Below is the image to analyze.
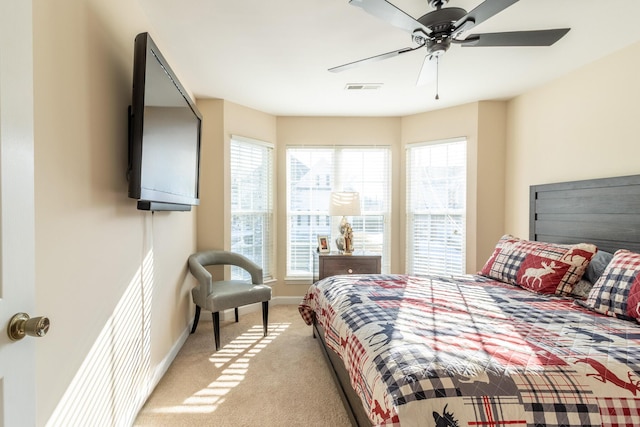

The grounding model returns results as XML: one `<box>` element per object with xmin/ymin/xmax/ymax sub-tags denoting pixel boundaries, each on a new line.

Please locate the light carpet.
<box><xmin>134</xmin><ymin>304</ymin><xmax>351</xmax><ymax>426</ymax></box>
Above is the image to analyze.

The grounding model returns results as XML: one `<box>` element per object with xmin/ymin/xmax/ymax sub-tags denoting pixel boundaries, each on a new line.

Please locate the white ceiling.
<box><xmin>137</xmin><ymin>0</ymin><xmax>640</xmax><ymax>117</ymax></box>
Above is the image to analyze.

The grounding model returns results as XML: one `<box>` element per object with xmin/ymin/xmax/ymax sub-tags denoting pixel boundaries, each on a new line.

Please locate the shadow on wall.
<box><xmin>46</xmin><ymin>249</ymin><xmax>155</xmax><ymax>426</ymax></box>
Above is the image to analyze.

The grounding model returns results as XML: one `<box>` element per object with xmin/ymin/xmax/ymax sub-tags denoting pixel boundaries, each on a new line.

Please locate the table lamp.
<box><xmin>329</xmin><ymin>191</ymin><xmax>361</xmax><ymax>254</ymax></box>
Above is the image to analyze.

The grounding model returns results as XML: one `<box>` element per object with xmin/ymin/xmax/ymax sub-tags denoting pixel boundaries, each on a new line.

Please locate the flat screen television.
<box><xmin>127</xmin><ymin>32</ymin><xmax>202</xmax><ymax>211</ymax></box>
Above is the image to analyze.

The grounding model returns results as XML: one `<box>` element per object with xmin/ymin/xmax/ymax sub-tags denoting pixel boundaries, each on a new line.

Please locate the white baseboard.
<box><xmin>138</xmin><ymin>320</ymin><xmax>190</xmax><ymax>421</ymax></box>
<box><xmin>150</xmin><ymin>326</ymin><xmax>190</xmax><ymax>386</ymax></box>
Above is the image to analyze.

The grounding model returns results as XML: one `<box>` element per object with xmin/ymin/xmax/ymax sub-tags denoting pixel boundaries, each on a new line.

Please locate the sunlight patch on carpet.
<box><xmin>150</xmin><ymin>321</ymin><xmax>291</xmax><ymax>414</ymax></box>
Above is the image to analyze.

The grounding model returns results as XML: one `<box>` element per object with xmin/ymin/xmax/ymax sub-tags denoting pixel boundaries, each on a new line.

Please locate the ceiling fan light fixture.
<box><xmin>412</xmin><ymin>29</ymin><xmax>429</xmax><ymax>45</ymax></box>
<box><xmin>427</xmin><ymin>37</ymin><xmax>451</xmax><ymax>56</ymax></box>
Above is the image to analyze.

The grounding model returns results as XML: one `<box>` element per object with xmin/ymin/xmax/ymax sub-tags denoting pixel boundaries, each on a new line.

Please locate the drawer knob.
<box><xmin>348</xmin><ymin>268</ymin><xmax>353</xmax><ymax>274</ymax></box>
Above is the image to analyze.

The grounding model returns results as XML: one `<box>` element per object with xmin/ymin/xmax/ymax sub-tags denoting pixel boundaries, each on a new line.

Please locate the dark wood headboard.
<box><xmin>530</xmin><ymin>174</ymin><xmax>640</xmax><ymax>254</ymax></box>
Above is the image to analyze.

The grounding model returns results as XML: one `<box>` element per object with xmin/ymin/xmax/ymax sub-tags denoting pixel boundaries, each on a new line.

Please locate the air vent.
<box><xmin>345</xmin><ymin>83</ymin><xmax>383</xmax><ymax>91</ymax></box>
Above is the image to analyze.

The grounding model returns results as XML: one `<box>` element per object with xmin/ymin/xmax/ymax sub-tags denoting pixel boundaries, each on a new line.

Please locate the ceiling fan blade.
<box><xmin>349</xmin><ymin>0</ymin><xmax>431</xmax><ymax>36</ymax></box>
<box><xmin>453</xmin><ymin>0</ymin><xmax>520</xmax><ymax>33</ymax></box>
<box><xmin>329</xmin><ymin>45</ymin><xmax>422</xmax><ymax>73</ymax></box>
<box><xmin>461</xmin><ymin>28</ymin><xmax>570</xmax><ymax>47</ymax></box>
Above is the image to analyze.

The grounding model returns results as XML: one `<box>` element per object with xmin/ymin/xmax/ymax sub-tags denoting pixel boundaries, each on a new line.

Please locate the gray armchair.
<box><xmin>188</xmin><ymin>250</ymin><xmax>272</xmax><ymax>351</ymax></box>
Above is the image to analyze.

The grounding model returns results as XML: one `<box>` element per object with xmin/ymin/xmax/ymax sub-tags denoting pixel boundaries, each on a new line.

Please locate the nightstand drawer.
<box><xmin>318</xmin><ymin>254</ymin><xmax>381</xmax><ymax>280</ymax></box>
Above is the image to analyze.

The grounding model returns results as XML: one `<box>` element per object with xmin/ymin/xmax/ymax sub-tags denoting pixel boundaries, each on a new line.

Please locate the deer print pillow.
<box><xmin>581</xmin><ymin>249</ymin><xmax>640</xmax><ymax>322</ymax></box>
<box><xmin>480</xmin><ymin>234</ymin><xmax>597</xmax><ymax>295</ymax></box>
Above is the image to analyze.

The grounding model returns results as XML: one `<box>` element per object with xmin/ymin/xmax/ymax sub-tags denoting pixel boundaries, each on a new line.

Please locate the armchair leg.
<box><xmin>191</xmin><ymin>305</ymin><xmax>201</xmax><ymax>334</ymax></box>
<box><xmin>262</xmin><ymin>301</ymin><xmax>269</xmax><ymax>337</ymax></box>
<box><xmin>212</xmin><ymin>311</ymin><xmax>221</xmax><ymax>351</ymax></box>
<box><xmin>234</xmin><ymin>307</ymin><xmax>239</xmax><ymax>323</ymax></box>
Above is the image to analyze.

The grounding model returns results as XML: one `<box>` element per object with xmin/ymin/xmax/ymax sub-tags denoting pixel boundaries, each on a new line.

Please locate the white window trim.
<box><xmin>285</xmin><ymin>145</ymin><xmax>392</xmax><ymax>280</ymax></box>
<box><xmin>231</xmin><ymin>134</ymin><xmax>274</xmax><ymax>149</ymax></box>
<box><xmin>230</xmin><ymin>134</ymin><xmax>275</xmax><ymax>281</ymax></box>
<box><xmin>405</xmin><ymin>137</ymin><xmax>467</xmax><ymax>276</ymax></box>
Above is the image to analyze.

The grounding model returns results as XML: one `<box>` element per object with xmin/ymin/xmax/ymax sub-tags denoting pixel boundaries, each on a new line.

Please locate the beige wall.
<box><xmin>505</xmin><ymin>41</ymin><xmax>640</xmax><ymax>238</ymax></box>
<box><xmin>477</xmin><ymin>102</ymin><xmax>507</xmax><ymax>266</ymax></box>
<box><xmin>34</xmin><ymin>1</ymin><xmax>196</xmax><ymax>425</ymax></box>
<box><xmin>196</xmin><ymin>99</ymin><xmax>226</xmax><ymax>251</ymax></box>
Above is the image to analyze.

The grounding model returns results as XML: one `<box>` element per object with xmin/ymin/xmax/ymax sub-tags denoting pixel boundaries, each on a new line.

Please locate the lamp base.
<box><xmin>335</xmin><ymin>234</ymin><xmax>354</xmax><ymax>254</ymax></box>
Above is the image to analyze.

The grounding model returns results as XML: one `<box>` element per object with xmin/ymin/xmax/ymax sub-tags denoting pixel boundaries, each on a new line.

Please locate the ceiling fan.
<box><xmin>330</xmin><ymin>0</ymin><xmax>570</xmax><ymax>95</ymax></box>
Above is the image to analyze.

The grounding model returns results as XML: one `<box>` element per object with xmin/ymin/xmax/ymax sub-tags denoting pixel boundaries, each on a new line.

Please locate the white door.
<box><xmin>0</xmin><ymin>0</ymin><xmax>38</xmax><ymax>425</ymax></box>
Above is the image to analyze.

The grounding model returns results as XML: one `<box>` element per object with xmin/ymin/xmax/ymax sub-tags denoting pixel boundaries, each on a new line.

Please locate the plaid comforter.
<box><xmin>298</xmin><ymin>274</ymin><xmax>640</xmax><ymax>427</ymax></box>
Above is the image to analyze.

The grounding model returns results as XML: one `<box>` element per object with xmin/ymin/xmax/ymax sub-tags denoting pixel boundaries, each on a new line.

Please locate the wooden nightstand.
<box><xmin>316</xmin><ymin>253</ymin><xmax>381</xmax><ymax>281</ymax></box>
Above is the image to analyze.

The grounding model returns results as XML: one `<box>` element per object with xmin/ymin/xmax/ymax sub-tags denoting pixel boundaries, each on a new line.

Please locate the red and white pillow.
<box><xmin>480</xmin><ymin>235</ymin><xmax>597</xmax><ymax>295</ymax></box>
<box><xmin>582</xmin><ymin>249</ymin><xmax>640</xmax><ymax>321</ymax></box>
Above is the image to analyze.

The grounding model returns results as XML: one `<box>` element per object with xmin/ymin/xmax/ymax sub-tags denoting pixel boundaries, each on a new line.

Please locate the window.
<box><xmin>230</xmin><ymin>136</ymin><xmax>274</xmax><ymax>281</ymax></box>
<box><xmin>406</xmin><ymin>138</ymin><xmax>466</xmax><ymax>276</ymax></box>
<box><xmin>286</xmin><ymin>146</ymin><xmax>391</xmax><ymax>278</ymax></box>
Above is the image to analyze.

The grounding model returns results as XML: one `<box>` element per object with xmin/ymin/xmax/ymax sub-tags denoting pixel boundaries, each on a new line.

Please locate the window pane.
<box><xmin>286</xmin><ymin>146</ymin><xmax>391</xmax><ymax>277</ymax></box>
<box><xmin>406</xmin><ymin>139</ymin><xmax>466</xmax><ymax>276</ymax></box>
<box><xmin>230</xmin><ymin>137</ymin><xmax>274</xmax><ymax>281</ymax></box>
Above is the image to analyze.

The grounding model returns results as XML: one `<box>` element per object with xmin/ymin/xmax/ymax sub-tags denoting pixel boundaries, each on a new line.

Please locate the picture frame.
<box><xmin>317</xmin><ymin>235</ymin><xmax>330</xmax><ymax>253</ymax></box>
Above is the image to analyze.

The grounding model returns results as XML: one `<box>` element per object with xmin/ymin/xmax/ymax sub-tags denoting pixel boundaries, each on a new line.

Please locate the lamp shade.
<box><xmin>329</xmin><ymin>192</ymin><xmax>361</xmax><ymax>216</ymax></box>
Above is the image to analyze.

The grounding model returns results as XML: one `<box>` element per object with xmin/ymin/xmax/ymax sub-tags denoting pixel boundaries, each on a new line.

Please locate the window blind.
<box><xmin>286</xmin><ymin>146</ymin><xmax>391</xmax><ymax>278</ymax></box>
<box><xmin>406</xmin><ymin>139</ymin><xmax>466</xmax><ymax>276</ymax></box>
<box><xmin>230</xmin><ymin>136</ymin><xmax>274</xmax><ymax>281</ymax></box>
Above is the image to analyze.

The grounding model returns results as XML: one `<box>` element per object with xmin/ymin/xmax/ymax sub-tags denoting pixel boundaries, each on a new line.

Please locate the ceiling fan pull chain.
<box><xmin>435</xmin><ymin>56</ymin><xmax>440</xmax><ymax>100</ymax></box>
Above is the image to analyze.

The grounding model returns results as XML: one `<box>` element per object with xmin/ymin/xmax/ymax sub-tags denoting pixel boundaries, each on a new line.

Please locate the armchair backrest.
<box><xmin>188</xmin><ymin>250</ymin><xmax>263</xmax><ymax>286</ymax></box>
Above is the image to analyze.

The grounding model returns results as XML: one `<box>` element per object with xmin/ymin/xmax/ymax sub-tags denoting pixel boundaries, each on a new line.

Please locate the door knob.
<box><xmin>7</xmin><ymin>313</ymin><xmax>50</xmax><ymax>341</ymax></box>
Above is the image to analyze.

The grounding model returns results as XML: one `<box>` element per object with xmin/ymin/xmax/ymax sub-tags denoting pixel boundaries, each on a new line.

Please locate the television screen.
<box><xmin>128</xmin><ymin>32</ymin><xmax>202</xmax><ymax>211</ymax></box>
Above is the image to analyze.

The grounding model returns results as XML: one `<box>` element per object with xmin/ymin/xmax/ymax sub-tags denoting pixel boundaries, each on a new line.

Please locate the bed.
<box><xmin>299</xmin><ymin>174</ymin><xmax>640</xmax><ymax>427</ymax></box>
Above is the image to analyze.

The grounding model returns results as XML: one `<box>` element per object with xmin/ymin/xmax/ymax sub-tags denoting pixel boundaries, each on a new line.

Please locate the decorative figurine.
<box><xmin>344</xmin><ymin>224</ymin><xmax>354</xmax><ymax>254</ymax></box>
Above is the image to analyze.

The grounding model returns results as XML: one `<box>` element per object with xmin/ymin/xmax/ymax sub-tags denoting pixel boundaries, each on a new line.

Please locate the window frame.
<box><xmin>230</xmin><ymin>135</ymin><xmax>275</xmax><ymax>281</ymax></box>
<box><xmin>405</xmin><ymin>137</ymin><xmax>467</xmax><ymax>276</ymax></box>
<box><xmin>285</xmin><ymin>145</ymin><xmax>391</xmax><ymax>279</ymax></box>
